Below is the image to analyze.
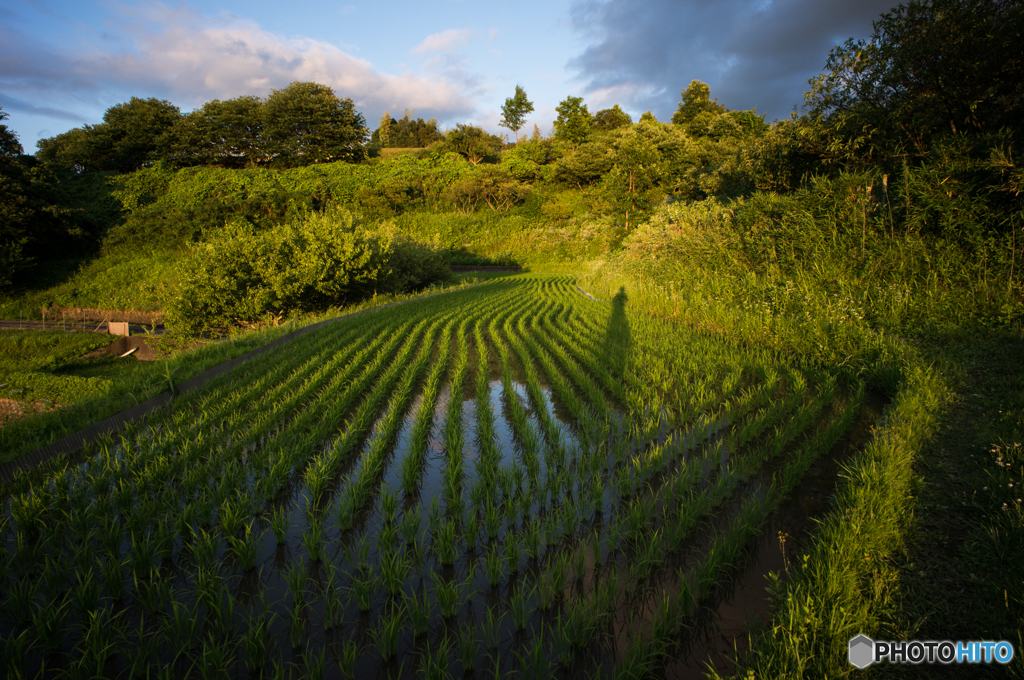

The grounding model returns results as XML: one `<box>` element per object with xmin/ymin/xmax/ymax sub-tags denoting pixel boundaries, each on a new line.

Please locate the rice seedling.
<box><xmin>197</xmin><ymin>630</ymin><xmax>237</xmax><ymax>676</ymax></box>
<box><xmin>351</xmin><ymin>572</ymin><xmax>376</xmax><ymax>613</ymax></box>
<box><xmin>136</xmin><ymin>572</ymin><xmax>172</xmax><ymax>614</ymax></box>
<box><xmin>195</xmin><ymin>566</ymin><xmax>224</xmax><ymax>616</ymax></box>
<box><xmin>99</xmin><ymin>555</ymin><xmax>125</xmax><ymax>600</ymax></box>
<box><xmin>371</xmin><ymin>604</ymin><xmax>405</xmax><ymax>662</ymax></box>
<box><xmin>400</xmin><ymin>506</ymin><xmax>421</xmax><ymax>545</ymax></box>
<box><xmin>380</xmin><ymin>521</ymin><xmax>398</xmax><ymax>551</ymax></box>
<box><xmin>227</xmin><ymin>522</ymin><xmax>264</xmax><ymax>572</ymax></box>
<box><xmin>525</xmin><ymin>520</ymin><xmax>541</xmax><ymax>560</ymax></box>
<box><xmin>32</xmin><ymin>595</ymin><xmax>69</xmax><ymax>657</ymax></box>
<box><xmin>380</xmin><ymin>547</ymin><xmax>410</xmax><ymax>598</ymax></box>
<box><xmin>505</xmin><ymin>532</ymin><xmax>521</xmax><ymax>574</ymax></box>
<box><xmin>352</xmin><ymin>534</ymin><xmax>371</xmax><ymax>574</ymax></box>
<box><xmin>549</xmin><ymin>549</ymin><xmax>570</xmax><ymax>598</ymax></box>
<box><xmin>301</xmin><ymin>520</ymin><xmax>325</xmax><ymax>562</ymax></box>
<box><xmin>339</xmin><ymin>640</ymin><xmax>358</xmax><ymax>679</ymax></box>
<box><xmin>75</xmin><ymin>606</ymin><xmax>120</xmax><ymax>678</ymax></box>
<box><xmin>190</xmin><ymin>527</ymin><xmax>221</xmax><ymax>571</ymax></box>
<box><xmin>380</xmin><ymin>485</ymin><xmax>399</xmax><ymax>526</ymax></box>
<box><xmin>406</xmin><ymin>590</ymin><xmax>431</xmax><ymax>638</ymax></box>
<box><xmin>72</xmin><ymin>571</ymin><xmax>101</xmax><ymax>621</ymax></box>
<box><xmin>218</xmin><ymin>498</ymin><xmax>246</xmax><ymax>537</ymax></box>
<box><xmin>517</xmin><ymin>629</ymin><xmax>550</xmax><ymax>680</ymax></box>
<box><xmin>422</xmin><ymin>634</ymin><xmax>452</xmax><ymax>680</ymax></box>
<box><xmin>288</xmin><ymin>609</ymin><xmax>305</xmax><ymax>649</ymax></box>
<box><xmin>459</xmin><ymin>624</ymin><xmax>476</xmax><ymax>672</ymax></box>
<box><xmin>483</xmin><ymin>500</ymin><xmax>501</xmax><ymax>541</ymax></box>
<box><xmin>433</xmin><ymin>574</ymin><xmax>460</xmax><ymax>619</ymax></box>
<box><xmin>336</xmin><ymin>491</ymin><xmax>358</xmax><ymax>532</ymax></box>
<box><xmin>481</xmin><ymin>605</ymin><xmax>503</xmax><ymax>649</ymax></box>
<box><xmin>284</xmin><ymin>558</ymin><xmax>309</xmax><ymax>610</ymax></box>
<box><xmin>435</xmin><ymin>518</ymin><xmax>458</xmax><ymax>566</ymax></box>
<box><xmin>428</xmin><ymin>496</ymin><xmax>442</xmax><ymax>536</ymax></box>
<box><xmin>8</xmin><ymin>575</ymin><xmax>38</xmax><ymax>622</ymax></box>
<box><xmin>128</xmin><ymin>531</ymin><xmax>158</xmax><ymax>581</ymax></box>
<box><xmin>510</xmin><ymin>582</ymin><xmax>531</xmax><ymax>630</ymax></box>
<box><xmin>305</xmin><ymin>646</ymin><xmax>327</xmax><ymax>680</ymax></box>
<box><xmin>321</xmin><ymin>578</ymin><xmax>342</xmax><ymax>631</ymax></box>
<box><xmin>270</xmin><ymin>506</ymin><xmax>288</xmax><ymax>545</ymax></box>
<box><xmin>484</xmin><ymin>542</ymin><xmax>503</xmax><ymax>587</ymax></box>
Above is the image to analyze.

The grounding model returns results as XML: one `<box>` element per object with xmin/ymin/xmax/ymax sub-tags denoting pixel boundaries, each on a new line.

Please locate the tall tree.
<box><xmin>261</xmin><ymin>82</ymin><xmax>368</xmax><ymax>166</ymax></box>
<box><xmin>168</xmin><ymin>96</ymin><xmax>263</xmax><ymax>168</ymax></box>
<box><xmin>37</xmin><ymin>97</ymin><xmax>181</xmax><ymax>173</ymax></box>
<box><xmin>0</xmin><ymin>108</ymin><xmax>28</xmax><ymax>287</ymax></box>
<box><xmin>372</xmin><ymin>112</ymin><xmax>443</xmax><ymax>148</ymax></box>
<box><xmin>672</xmin><ymin>81</ymin><xmax>726</xmax><ymax>125</ymax></box>
<box><xmin>593</xmin><ymin>105</ymin><xmax>632</xmax><ymax>131</ymax></box>
<box><xmin>806</xmin><ymin>0</ymin><xmax>1024</xmax><ymax>162</ymax></box>
<box><xmin>553</xmin><ymin>96</ymin><xmax>591</xmax><ymax>148</ymax></box>
<box><xmin>499</xmin><ymin>85</ymin><xmax>535</xmax><ymax>142</ymax></box>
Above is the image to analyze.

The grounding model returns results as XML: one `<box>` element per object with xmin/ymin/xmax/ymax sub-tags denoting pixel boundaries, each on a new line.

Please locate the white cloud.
<box><xmin>411</xmin><ymin>28</ymin><xmax>472</xmax><ymax>55</ymax></box>
<box><xmin>2</xmin><ymin>2</ymin><xmax>477</xmax><ymax>128</ymax></box>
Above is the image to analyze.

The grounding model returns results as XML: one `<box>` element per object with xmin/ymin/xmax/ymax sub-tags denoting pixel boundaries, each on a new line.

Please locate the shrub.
<box><xmin>166</xmin><ymin>206</ymin><xmax>448</xmax><ymax>333</ymax></box>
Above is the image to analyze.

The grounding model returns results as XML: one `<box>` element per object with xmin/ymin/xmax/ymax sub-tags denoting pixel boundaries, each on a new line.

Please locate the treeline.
<box><xmin>1</xmin><ymin>0</ymin><xmax>1021</xmax><ymax>331</ymax></box>
<box><xmin>35</xmin><ymin>82</ymin><xmax>369</xmax><ymax>173</ymax></box>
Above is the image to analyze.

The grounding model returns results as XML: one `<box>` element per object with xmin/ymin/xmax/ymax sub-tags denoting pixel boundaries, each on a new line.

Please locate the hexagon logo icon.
<box><xmin>849</xmin><ymin>634</ymin><xmax>874</xmax><ymax>669</ymax></box>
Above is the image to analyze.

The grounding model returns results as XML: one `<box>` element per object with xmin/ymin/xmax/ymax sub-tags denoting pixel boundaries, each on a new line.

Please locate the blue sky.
<box><xmin>0</xmin><ymin>0</ymin><xmax>895</xmax><ymax>151</ymax></box>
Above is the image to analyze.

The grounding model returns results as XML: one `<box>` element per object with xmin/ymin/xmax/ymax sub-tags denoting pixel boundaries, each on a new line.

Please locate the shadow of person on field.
<box><xmin>603</xmin><ymin>286</ymin><xmax>632</xmax><ymax>390</ymax></box>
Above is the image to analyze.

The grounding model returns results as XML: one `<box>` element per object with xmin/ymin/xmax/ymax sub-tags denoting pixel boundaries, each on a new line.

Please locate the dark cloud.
<box><xmin>568</xmin><ymin>0</ymin><xmax>896</xmax><ymax>121</ymax></box>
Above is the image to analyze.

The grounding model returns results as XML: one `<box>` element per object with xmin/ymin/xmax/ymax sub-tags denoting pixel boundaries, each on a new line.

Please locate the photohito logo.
<box><xmin>848</xmin><ymin>634</ymin><xmax>1015</xmax><ymax>668</ymax></box>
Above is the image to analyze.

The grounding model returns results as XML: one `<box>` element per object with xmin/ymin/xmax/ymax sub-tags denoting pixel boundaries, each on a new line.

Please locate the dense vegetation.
<box><xmin>0</xmin><ymin>0</ymin><xmax>1022</xmax><ymax>676</ymax></box>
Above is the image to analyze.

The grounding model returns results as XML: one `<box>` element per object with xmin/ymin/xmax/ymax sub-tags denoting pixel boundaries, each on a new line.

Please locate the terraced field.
<box><xmin>0</xmin><ymin>274</ymin><xmax>864</xmax><ymax>678</ymax></box>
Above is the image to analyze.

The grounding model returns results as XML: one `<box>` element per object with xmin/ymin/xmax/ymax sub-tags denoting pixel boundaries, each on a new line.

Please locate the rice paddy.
<box><xmin>0</xmin><ymin>274</ymin><xmax>865</xmax><ymax>678</ymax></box>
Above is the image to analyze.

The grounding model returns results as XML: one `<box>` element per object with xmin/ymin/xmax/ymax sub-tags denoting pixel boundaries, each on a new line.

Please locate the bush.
<box><xmin>166</xmin><ymin>206</ymin><xmax>448</xmax><ymax>333</ymax></box>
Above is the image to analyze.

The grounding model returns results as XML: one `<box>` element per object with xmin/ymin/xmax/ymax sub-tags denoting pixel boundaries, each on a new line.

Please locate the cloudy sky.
<box><xmin>0</xmin><ymin>0</ymin><xmax>895</xmax><ymax>150</ymax></box>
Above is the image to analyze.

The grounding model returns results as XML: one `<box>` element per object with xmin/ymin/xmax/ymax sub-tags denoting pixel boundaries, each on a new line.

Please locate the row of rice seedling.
<box><xmin>0</xmin><ymin>274</ymin><xmax>864</xmax><ymax>678</ymax></box>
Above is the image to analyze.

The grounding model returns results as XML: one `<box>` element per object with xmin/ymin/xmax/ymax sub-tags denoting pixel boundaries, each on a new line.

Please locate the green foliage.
<box><xmin>552</xmin><ymin>141</ymin><xmax>614</xmax><ymax>190</ymax></box>
<box><xmin>437</xmin><ymin>124</ymin><xmax>504</xmax><ymax>165</ymax></box>
<box><xmin>672</xmin><ymin>80</ymin><xmax>726</xmax><ymax>125</ymax></box>
<box><xmin>553</xmin><ymin>96</ymin><xmax>591</xmax><ymax>148</ymax></box>
<box><xmin>167</xmin><ymin>96</ymin><xmax>264</xmax><ymax>168</ymax></box>
<box><xmin>592</xmin><ymin>104</ymin><xmax>632</xmax><ymax>131</ymax></box>
<box><xmin>445</xmin><ymin>165</ymin><xmax>530</xmax><ymax>214</ymax></box>
<box><xmin>806</xmin><ymin>0</ymin><xmax>1024</xmax><ymax>164</ymax></box>
<box><xmin>167</xmin><ymin>206</ymin><xmax>447</xmax><ymax>332</ymax></box>
<box><xmin>499</xmin><ymin>85</ymin><xmax>535</xmax><ymax>142</ymax></box>
<box><xmin>262</xmin><ymin>82</ymin><xmax>368</xmax><ymax>166</ymax></box>
<box><xmin>37</xmin><ymin>97</ymin><xmax>182</xmax><ymax>173</ymax></box>
<box><xmin>370</xmin><ymin>112</ymin><xmax>443</xmax><ymax>148</ymax></box>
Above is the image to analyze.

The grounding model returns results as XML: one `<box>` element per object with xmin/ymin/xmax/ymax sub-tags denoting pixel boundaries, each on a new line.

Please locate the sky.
<box><xmin>0</xmin><ymin>0</ymin><xmax>896</xmax><ymax>152</ymax></box>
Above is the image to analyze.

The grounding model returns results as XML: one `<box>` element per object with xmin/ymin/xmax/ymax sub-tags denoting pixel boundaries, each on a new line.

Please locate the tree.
<box><xmin>805</xmin><ymin>0</ymin><xmax>1024</xmax><ymax>162</ymax></box>
<box><xmin>262</xmin><ymin>82</ymin><xmax>368</xmax><ymax>166</ymax></box>
<box><xmin>593</xmin><ymin>105</ymin><xmax>632</xmax><ymax>131</ymax></box>
<box><xmin>0</xmin><ymin>108</ymin><xmax>28</xmax><ymax>287</ymax></box>
<box><xmin>499</xmin><ymin>85</ymin><xmax>535</xmax><ymax>142</ymax></box>
<box><xmin>372</xmin><ymin>112</ymin><xmax>443</xmax><ymax>148</ymax></box>
<box><xmin>440</xmin><ymin>124</ymin><xmax>503</xmax><ymax>165</ymax></box>
<box><xmin>553</xmin><ymin>96</ymin><xmax>591</xmax><ymax>148</ymax></box>
<box><xmin>672</xmin><ymin>80</ymin><xmax>726</xmax><ymax>125</ymax></box>
<box><xmin>168</xmin><ymin>96</ymin><xmax>263</xmax><ymax>167</ymax></box>
<box><xmin>37</xmin><ymin>97</ymin><xmax>182</xmax><ymax>173</ymax></box>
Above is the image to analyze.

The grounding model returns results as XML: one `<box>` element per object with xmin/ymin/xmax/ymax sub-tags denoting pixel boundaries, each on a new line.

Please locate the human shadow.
<box><xmin>603</xmin><ymin>287</ymin><xmax>632</xmax><ymax>385</ymax></box>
